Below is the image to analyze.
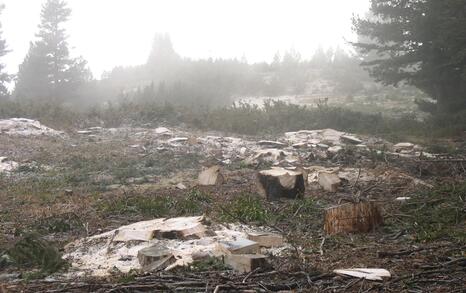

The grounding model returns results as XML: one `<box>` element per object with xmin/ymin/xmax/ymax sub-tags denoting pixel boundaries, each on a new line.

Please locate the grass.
<box><xmin>219</xmin><ymin>194</ymin><xmax>270</xmax><ymax>224</ymax></box>
<box><xmin>33</xmin><ymin>213</ymin><xmax>84</xmax><ymax>234</ymax></box>
<box><xmin>99</xmin><ymin>196</ymin><xmax>171</xmax><ymax>218</ymax></box>
<box><xmin>98</xmin><ymin>189</ymin><xmax>212</xmax><ymax>218</ymax></box>
<box><xmin>391</xmin><ymin>182</ymin><xmax>466</xmax><ymax>242</ymax></box>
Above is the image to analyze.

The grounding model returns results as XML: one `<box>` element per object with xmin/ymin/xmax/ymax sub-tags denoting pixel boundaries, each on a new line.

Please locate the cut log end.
<box><xmin>256</xmin><ymin>168</ymin><xmax>305</xmax><ymax>201</ymax></box>
<box><xmin>324</xmin><ymin>202</ymin><xmax>383</xmax><ymax>235</ymax></box>
<box><xmin>198</xmin><ymin>166</ymin><xmax>224</xmax><ymax>186</ymax></box>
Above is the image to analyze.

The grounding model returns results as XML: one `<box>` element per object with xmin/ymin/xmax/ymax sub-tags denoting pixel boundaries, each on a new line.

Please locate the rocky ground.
<box><xmin>0</xmin><ymin>118</ymin><xmax>465</xmax><ymax>292</ymax></box>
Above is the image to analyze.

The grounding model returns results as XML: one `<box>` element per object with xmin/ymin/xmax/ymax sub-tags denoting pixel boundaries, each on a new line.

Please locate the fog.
<box><xmin>0</xmin><ymin>1</ymin><xmax>465</xmax><ymax>289</ymax></box>
<box><xmin>2</xmin><ymin>0</ymin><xmax>369</xmax><ymax>77</ymax></box>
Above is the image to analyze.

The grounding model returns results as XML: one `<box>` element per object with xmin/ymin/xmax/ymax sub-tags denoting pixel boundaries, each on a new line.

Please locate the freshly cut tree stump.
<box><xmin>318</xmin><ymin>172</ymin><xmax>341</xmax><ymax>192</ymax></box>
<box><xmin>257</xmin><ymin>168</ymin><xmax>305</xmax><ymax>201</ymax></box>
<box><xmin>137</xmin><ymin>245</ymin><xmax>175</xmax><ymax>271</ymax></box>
<box><xmin>324</xmin><ymin>202</ymin><xmax>383</xmax><ymax>235</ymax></box>
<box><xmin>198</xmin><ymin>166</ymin><xmax>224</xmax><ymax>186</ymax></box>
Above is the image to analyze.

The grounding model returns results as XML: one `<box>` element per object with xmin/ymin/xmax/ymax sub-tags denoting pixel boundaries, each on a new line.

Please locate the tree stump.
<box><xmin>318</xmin><ymin>172</ymin><xmax>341</xmax><ymax>192</ymax></box>
<box><xmin>198</xmin><ymin>166</ymin><xmax>224</xmax><ymax>186</ymax></box>
<box><xmin>257</xmin><ymin>168</ymin><xmax>305</xmax><ymax>201</ymax></box>
<box><xmin>324</xmin><ymin>202</ymin><xmax>383</xmax><ymax>234</ymax></box>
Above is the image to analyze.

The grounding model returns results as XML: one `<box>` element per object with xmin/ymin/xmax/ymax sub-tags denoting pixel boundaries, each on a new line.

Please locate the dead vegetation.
<box><xmin>0</xmin><ymin>118</ymin><xmax>465</xmax><ymax>292</ymax></box>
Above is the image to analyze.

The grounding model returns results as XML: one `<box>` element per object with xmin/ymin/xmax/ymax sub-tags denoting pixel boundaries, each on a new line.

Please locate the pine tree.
<box><xmin>15</xmin><ymin>0</ymin><xmax>91</xmax><ymax>103</ymax></box>
<box><xmin>0</xmin><ymin>4</ymin><xmax>11</xmax><ymax>98</ymax></box>
<box><xmin>146</xmin><ymin>33</ymin><xmax>180</xmax><ymax>80</ymax></box>
<box><xmin>353</xmin><ymin>0</ymin><xmax>466</xmax><ymax>114</ymax></box>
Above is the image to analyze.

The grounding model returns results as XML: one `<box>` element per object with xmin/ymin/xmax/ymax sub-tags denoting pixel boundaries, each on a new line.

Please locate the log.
<box><xmin>324</xmin><ymin>202</ymin><xmax>383</xmax><ymax>235</ymax></box>
<box><xmin>257</xmin><ymin>168</ymin><xmax>305</xmax><ymax>201</ymax></box>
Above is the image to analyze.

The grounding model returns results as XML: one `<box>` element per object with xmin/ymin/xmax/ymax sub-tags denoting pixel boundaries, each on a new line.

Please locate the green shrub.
<box><xmin>8</xmin><ymin>233</ymin><xmax>68</xmax><ymax>275</ymax></box>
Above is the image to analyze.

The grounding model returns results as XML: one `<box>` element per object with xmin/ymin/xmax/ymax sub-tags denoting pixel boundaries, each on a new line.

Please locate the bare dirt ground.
<box><xmin>0</xmin><ymin>121</ymin><xmax>465</xmax><ymax>292</ymax></box>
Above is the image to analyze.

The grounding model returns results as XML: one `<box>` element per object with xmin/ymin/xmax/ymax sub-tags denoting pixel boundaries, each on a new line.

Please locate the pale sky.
<box><xmin>1</xmin><ymin>0</ymin><xmax>370</xmax><ymax>78</ymax></box>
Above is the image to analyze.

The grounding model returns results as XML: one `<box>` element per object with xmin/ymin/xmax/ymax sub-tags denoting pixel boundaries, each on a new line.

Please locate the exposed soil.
<box><xmin>0</xmin><ymin>123</ymin><xmax>465</xmax><ymax>292</ymax></box>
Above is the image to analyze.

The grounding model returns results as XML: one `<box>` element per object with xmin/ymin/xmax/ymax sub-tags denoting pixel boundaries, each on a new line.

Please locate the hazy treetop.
<box><xmin>1</xmin><ymin>0</ymin><xmax>369</xmax><ymax>77</ymax></box>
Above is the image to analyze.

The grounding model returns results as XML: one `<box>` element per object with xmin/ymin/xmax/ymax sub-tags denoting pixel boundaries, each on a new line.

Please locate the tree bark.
<box><xmin>324</xmin><ymin>201</ymin><xmax>383</xmax><ymax>235</ymax></box>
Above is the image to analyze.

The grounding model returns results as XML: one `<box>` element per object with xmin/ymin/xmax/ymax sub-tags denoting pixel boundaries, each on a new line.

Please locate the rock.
<box><xmin>176</xmin><ymin>183</ymin><xmax>187</xmax><ymax>190</ymax></box>
<box><xmin>324</xmin><ymin>202</ymin><xmax>383</xmax><ymax>235</ymax></box>
<box><xmin>218</xmin><ymin>239</ymin><xmax>260</xmax><ymax>255</ymax></box>
<box><xmin>247</xmin><ymin>232</ymin><xmax>284</xmax><ymax>248</ymax></box>
<box><xmin>341</xmin><ymin>135</ymin><xmax>363</xmax><ymax>144</ymax></box>
<box><xmin>333</xmin><ymin>268</ymin><xmax>391</xmax><ymax>281</ymax></box>
<box><xmin>318</xmin><ymin>172</ymin><xmax>341</xmax><ymax>192</ymax></box>
<box><xmin>257</xmin><ymin>168</ymin><xmax>305</xmax><ymax>201</ymax></box>
<box><xmin>198</xmin><ymin>166</ymin><xmax>224</xmax><ymax>186</ymax></box>
<box><xmin>224</xmin><ymin>254</ymin><xmax>268</xmax><ymax>273</ymax></box>
<box><xmin>137</xmin><ymin>245</ymin><xmax>175</xmax><ymax>271</ymax></box>
<box><xmin>257</xmin><ymin>140</ymin><xmax>287</xmax><ymax>148</ymax></box>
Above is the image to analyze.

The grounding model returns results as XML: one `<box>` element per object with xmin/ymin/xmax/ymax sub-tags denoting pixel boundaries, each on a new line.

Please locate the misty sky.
<box><xmin>1</xmin><ymin>0</ymin><xmax>370</xmax><ymax>78</ymax></box>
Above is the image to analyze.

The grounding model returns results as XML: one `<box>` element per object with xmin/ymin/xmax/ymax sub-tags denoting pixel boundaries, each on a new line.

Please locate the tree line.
<box><xmin>0</xmin><ymin>0</ymin><xmax>464</xmax><ymax>116</ymax></box>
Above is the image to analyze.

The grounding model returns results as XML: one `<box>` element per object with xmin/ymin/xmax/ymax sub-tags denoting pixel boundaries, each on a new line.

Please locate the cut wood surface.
<box><xmin>198</xmin><ymin>166</ymin><xmax>224</xmax><ymax>186</ymax></box>
<box><xmin>224</xmin><ymin>254</ymin><xmax>268</xmax><ymax>273</ymax></box>
<box><xmin>137</xmin><ymin>245</ymin><xmax>175</xmax><ymax>272</ymax></box>
<box><xmin>318</xmin><ymin>172</ymin><xmax>341</xmax><ymax>192</ymax></box>
<box><xmin>257</xmin><ymin>168</ymin><xmax>305</xmax><ymax>201</ymax></box>
<box><xmin>247</xmin><ymin>232</ymin><xmax>284</xmax><ymax>248</ymax></box>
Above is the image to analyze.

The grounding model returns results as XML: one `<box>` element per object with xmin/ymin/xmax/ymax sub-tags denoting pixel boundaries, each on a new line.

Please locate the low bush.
<box><xmin>1</xmin><ymin>99</ymin><xmax>464</xmax><ymax>140</ymax></box>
